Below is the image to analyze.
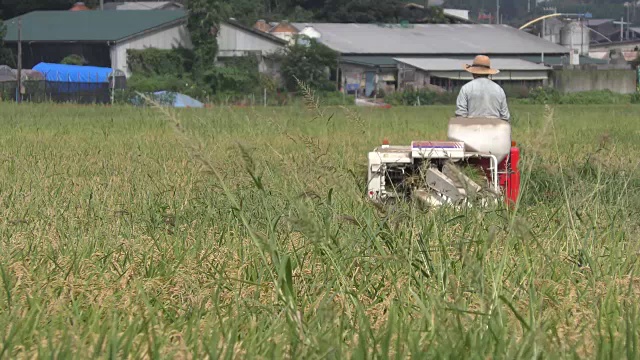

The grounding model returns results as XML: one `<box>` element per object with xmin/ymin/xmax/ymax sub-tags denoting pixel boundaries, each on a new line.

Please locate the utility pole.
<box><xmin>100</xmin><ymin>0</ymin><xmax>104</xmax><ymax>10</ymax></box>
<box><xmin>627</xmin><ymin>3</ymin><xmax>631</xmax><ymax>40</ymax></box>
<box><xmin>621</xmin><ymin>16</ymin><xmax>624</xmax><ymax>41</ymax></box>
<box><xmin>496</xmin><ymin>0</ymin><xmax>500</xmax><ymax>24</ymax></box>
<box><xmin>16</xmin><ymin>17</ymin><xmax>22</xmax><ymax>104</ymax></box>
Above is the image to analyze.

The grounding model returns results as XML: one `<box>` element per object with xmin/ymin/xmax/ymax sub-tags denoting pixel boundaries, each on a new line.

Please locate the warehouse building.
<box><xmin>3</xmin><ymin>10</ymin><xmax>192</xmax><ymax>76</ymax></box>
<box><xmin>284</xmin><ymin>22</ymin><xmax>571</xmax><ymax>94</ymax></box>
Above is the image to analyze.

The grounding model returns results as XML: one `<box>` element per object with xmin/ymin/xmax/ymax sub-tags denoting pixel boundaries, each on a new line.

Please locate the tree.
<box><xmin>277</xmin><ymin>36</ymin><xmax>338</xmax><ymax>91</ymax></box>
<box><xmin>61</xmin><ymin>54</ymin><xmax>87</xmax><ymax>65</ymax></box>
<box><xmin>186</xmin><ymin>0</ymin><xmax>228</xmax><ymax>77</ymax></box>
<box><xmin>0</xmin><ymin>20</ymin><xmax>14</xmax><ymax>67</ymax></box>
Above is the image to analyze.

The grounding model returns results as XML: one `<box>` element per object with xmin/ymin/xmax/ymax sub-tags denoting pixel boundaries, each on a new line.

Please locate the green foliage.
<box><xmin>525</xmin><ymin>87</ymin><xmax>561</xmax><ymax>104</ymax></box>
<box><xmin>60</xmin><ymin>54</ymin><xmax>87</xmax><ymax>66</ymax></box>
<box><xmin>127</xmin><ymin>48</ymin><xmax>194</xmax><ymax>77</ymax></box>
<box><xmin>277</xmin><ymin>37</ymin><xmax>338</xmax><ymax>92</ymax></box>
<box><xmin>0</xmin><ymin>19</ymin><xmax>13</xmax><ymax>67</ymax></box>
<box><xmin>319</xmin><ymin>0</ymin><xmax>402</xmax><ymax>23</ymax></box>
<box><xmin>385</xmin><ymin>89</ymin><xmax>457</xmax><ymax>106</ymax></box>
<box><xmin>186</xmin><ymin>0</ymin><xmax>227</xmax><ymax>78</ymax></box>
<box><xmin>126</xmin><ymin>74</ymin><xmax>193</xmax><ymax>94</ymax></box>
<box><xmin>523</xmin><ymin>87</ymin><xmax>633</xmax><ymax>105</ymax></box>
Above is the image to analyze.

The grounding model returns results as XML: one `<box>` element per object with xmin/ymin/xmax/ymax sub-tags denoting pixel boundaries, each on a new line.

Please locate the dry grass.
<box><xmin>0</xmin><ymin>103</ymin><xmax>639</xmax><ymax>358</ymax></box>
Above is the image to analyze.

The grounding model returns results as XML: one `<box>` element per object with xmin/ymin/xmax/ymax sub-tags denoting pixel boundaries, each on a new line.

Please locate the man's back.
<box><xmin>455</xmin><ymin>77</ymin><xmax>510</xmax><ymax>121</ymax></box>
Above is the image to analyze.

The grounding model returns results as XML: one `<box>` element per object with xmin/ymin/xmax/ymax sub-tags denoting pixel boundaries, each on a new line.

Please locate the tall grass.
<box><xmin>0</xmin><ymin>102</ymin><xmax>639</xmax><ymax>358</ymax></box>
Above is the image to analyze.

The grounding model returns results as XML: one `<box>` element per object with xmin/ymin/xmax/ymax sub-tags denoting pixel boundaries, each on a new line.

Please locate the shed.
<box><xmin>395</xmin><ymin>57</ymin><xmax>552</xmax><ymax>91</ymax></box>
<box><xmin>216</xmin><ymin>19</ymin><xmax>288</xmax><ymax>80</ymax></box>
<box><xmin>3</xmin><ymin>10</ymin><xmax>192</xmax><ymax>76</ymax></box>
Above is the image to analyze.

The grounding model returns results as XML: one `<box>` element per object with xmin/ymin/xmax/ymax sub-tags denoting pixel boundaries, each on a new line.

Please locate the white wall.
<box><xmin>444</xmin><ymin>9</ymin><xmax>470</xmax><ymax>20</ymax></box>
<box><xmin>217</xmin><ymin>23</ymin><xmax>284</xmax><ymax>57</ymax></box>
<box><xmin>110</xmin><ymin>24</ymin><xmax>193</xmax><ymax>77</ymax></box>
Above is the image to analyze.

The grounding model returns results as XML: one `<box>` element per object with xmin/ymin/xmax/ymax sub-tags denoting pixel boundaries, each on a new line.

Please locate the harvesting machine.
<box><xmin>367</xmin><ymin>117</ymin><xmax>520</xmax><ymax>207</ymax></box>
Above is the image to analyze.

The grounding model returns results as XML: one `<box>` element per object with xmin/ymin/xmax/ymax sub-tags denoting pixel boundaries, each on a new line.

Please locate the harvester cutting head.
<box><xmin>367</xmin><ymin>118</ymin><xmax>520</xmax><ymax>207</ymax></box>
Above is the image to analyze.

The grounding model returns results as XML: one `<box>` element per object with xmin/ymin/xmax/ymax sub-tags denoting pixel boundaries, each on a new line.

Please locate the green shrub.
<box><xmin>127</xmin><ymin>48</ymin><xmax>193</xmax><ymax>77</ymax></box>
<box><xmin>523</xmin><ymin>87</ymin><xmax>633</xmax><ymax>105</ymax></box>
<box><xmin>61</xmin><ymin>54</ymin><xmax>87</xmax><ymax>66</ymax></box>
<box><xmin>525</xmin><ymin>86</ymin><xmax>561</xmax><ymax>104</ymax></box>
<box><xmin>385</xmin><ymin>89</ymin><xmax>457</xmax><ymax>106</ymax></box>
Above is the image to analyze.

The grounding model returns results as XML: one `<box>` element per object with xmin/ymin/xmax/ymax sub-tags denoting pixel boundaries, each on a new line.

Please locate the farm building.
<box><xmin>3</xmin><ymin>10</ymin><xmax>192</xmax><ymax>77</ymax></box>
<box><xmin>216</xmin><ymin>19</ymin><xmax>288</xmax><ymax>81</ymax></box>
<box><xmin>275</xmin><ymin>23</ymin><xmax>572</xmax><ymax>95</ymax></box>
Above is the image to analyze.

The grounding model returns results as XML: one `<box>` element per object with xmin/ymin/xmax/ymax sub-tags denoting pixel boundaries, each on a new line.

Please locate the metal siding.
<box><xmin>217</xmin><ymin>23</ymin><xmax>284</xmax><ymax>57</ymax></box>
<box><xmin>112</xmin><ymin>24</ymin><xmax>193</xmax><ymax>76</ymax></box>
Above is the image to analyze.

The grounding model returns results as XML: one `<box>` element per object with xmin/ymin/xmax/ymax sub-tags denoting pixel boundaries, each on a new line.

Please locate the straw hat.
<box><xmin>464</xmin><ymin>55</ymin><xmax>500</xmax><ymax>75</ymax></box>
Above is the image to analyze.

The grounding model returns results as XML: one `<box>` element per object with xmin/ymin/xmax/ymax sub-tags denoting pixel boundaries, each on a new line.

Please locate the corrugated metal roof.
<box><xmin>340</xmin><ymin>56</ymin><xmax>398</xmax><ymax>67</ymax></box>
<box><xmin>519</xmin><ymin>55</ymin><xmax>609</xmax><ymax>65</ymax></box>
<box><xmin>395</xmin><ymin>57</ymin><xmax>551</xmax><ymax>71</ymax></box>
<box><xmin>291</xmin><ymin>23</ymin><xmax>570</xmax><ymax>55</ymax></box>
<box><xmin>3</xmin><ymin>10</ymin><xmax>186</xmax><ymax>42</ymax></box>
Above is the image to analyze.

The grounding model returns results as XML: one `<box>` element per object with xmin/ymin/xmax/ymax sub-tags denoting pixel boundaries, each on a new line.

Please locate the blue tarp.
<box><xmin>152</xmin><ymin>91</ymin><xmax>204</xmax><ymax>108</ymax></box>
<box><xmin>32</xmin><ymin>62</ymin><xmax>114</xmax><ymax>83</ymax></box>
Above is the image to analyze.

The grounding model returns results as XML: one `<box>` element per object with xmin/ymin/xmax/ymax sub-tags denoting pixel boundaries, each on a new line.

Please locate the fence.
<box><xmin>0</xmin><ymin>73</ymin><xmax>126</xmax><ymax>104</ymax></box>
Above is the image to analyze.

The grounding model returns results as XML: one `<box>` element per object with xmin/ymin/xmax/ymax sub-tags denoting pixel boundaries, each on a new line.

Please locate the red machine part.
<box><xmin>477</xmin><ymin>143</ymin><xmax>521</xmax><ymax>207</ymax></box>
<box><xmin>498</xmin><ymin>144</ymin><xmax>520</xmax><ymax>207</ymax></box>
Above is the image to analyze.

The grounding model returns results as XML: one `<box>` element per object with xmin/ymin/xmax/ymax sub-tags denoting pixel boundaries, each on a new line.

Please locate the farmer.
<box><xmin>455</xmin><ymin>55</ymin><xmax>510</xmax><ymax>122</ymax></box>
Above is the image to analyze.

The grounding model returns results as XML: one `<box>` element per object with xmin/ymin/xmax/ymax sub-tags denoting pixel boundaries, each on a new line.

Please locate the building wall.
<box><xmin>110</xmin><ymin>24</ymin><xmax>193</xmax><ymax>76</ymax></box>
<box><xmin>340</xmin><ymin>63</ymin><xmax>397</xmax><ymax>96</ymax></box>
<box><xmin>398</xmin><ymin>64</ymin><xmax>548</xmax><ymax>92</ymax></box>
<box><xmin>217</xmin><ymin>23</ymin><xmax>285</xmax><ymax>57</ymax></box>
<box><xmin>551</xmin><ymin>68</ymin><xmax>637</xmax><ymax>94</ymax></box>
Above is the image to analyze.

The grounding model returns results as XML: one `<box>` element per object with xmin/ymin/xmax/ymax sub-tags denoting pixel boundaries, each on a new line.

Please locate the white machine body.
<box><xmin>447</xmin><ymin>117</ymin><xmax>512</xmax><ymax>163</ymax></box>
<box><xmin>367</xmin><ymin>140</ymin><xmax>500</xmax><ymax>206</ymax></box>
<box><xmin>367</xmin><ymin>118</ymin><xmax>512</xmax><ymax>206</ymax></box>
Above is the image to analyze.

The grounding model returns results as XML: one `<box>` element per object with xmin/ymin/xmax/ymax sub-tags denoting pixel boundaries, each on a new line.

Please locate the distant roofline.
<box><xmin>339</xmin><ymin>52</ymin><xmax>569</xmax><ymax>57</ymax></box>
<box><xmin>224</xmin><ymin>19</ymin><xmax>288</xmax><ymax>45</ymax></box>
<box><xmin>3</xmin><ymin>10</ymin><xmax>188</xmax><ymax>42</ymax></box>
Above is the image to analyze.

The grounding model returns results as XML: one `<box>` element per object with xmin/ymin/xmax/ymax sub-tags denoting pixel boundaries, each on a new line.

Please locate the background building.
<box><xmin>3</xmin><ymin>10</ymin><xmax>192</xmax><ymax>76</ymax></box>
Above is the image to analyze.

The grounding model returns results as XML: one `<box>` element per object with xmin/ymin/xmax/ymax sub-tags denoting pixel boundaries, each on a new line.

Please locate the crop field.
<box><xmin>0</xmin><ymin>101</ymin><xmax>639</xmax><ymax>358</ymax></box>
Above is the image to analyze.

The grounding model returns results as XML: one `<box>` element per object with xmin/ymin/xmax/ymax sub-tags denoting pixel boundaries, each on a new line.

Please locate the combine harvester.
<box><xmin>367</xmin><ymin>118</ymin><xmax>520</xmax><ymax>207</ymax></box>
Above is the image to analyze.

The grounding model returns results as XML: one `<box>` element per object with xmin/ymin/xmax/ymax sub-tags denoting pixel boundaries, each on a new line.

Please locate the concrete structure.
<box><xmin>560</xmin><ymin>21</ymin><xmax>590</xmax><ymax>56</ymax></box>
<box><xmin>551</xmin><ymin>68</ymin><xmax>637</xmax><ymax>94</ymax></box>
<box><xmin>217</xmin><ymin>20</ymin><xmax>288</xmax><ymax>81</ymax></box>
<box><xmin>3</xmin><ymin>10</ymin><xmax>192</xmax><ymax>77</ymax></box>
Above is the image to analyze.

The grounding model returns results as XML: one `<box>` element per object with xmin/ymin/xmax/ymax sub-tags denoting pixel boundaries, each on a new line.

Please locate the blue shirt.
<box><xmin>455</xmin><ymin>77</ymin><xmax>511</xmax><ymax>121</ymax></box>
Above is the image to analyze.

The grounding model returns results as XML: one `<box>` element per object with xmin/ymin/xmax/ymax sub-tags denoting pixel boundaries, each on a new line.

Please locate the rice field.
<box><xmin>0</xmin><ymin>101</ymin><xmax>639</xmax><ymax>358</ymax></box>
